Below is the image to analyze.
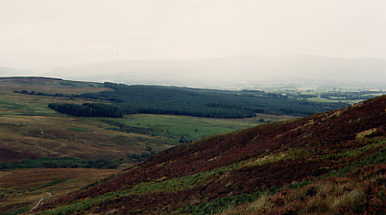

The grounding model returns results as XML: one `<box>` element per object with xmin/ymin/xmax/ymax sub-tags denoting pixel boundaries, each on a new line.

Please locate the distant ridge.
<box><xmin>50</xmin><ymin>55</ymin><xmax>386</xmax><ymax>89</ymax></box>
<box><xmin>0</xmin><ymin>76</ymin><xmax>62</xmax><ymax>80</ymax></box>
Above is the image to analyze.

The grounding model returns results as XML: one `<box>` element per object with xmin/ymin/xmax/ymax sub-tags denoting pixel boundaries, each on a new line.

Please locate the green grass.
<box><xmin>127</xmin><ymin>167</ymin><xmax>229</xmax><ymax>195</ymax></box>
<box><xmin>37</xmin><ymin>199</ymin><xmax>96</xmax><ymax>215</ymax></box>
<box><xmin>36</xmin><ymin>189</ymin><xmax>133</xmax><ymax>215</ymax></box>
<box><xmin>33</xmin><ymin>178</ymin><xmax>69</xmax><ymax>191</ymax></box>
<box><xmin>2</xmin><ymin>206</ymin><xmax>30</xmax><ymax>215</ymax></box>
<box><xmin>176</xmin><ymin>191</ymin><xmax>277</xmax><ymax>215</ymax></box>
<box><xmin>0</xmin><ymin>95</ymin><xmax>58</xmax><ymax>116</ymax></box>
<box><xmin>175</xmin><ymin>140</ymin><xmax>386</xmax><ymax>215</ymax></box>
<box><xmin>306</xmin><ymin>97</ymin><xmax>362</xmax><ymax>105</ymax></box>
<box><xmin>33</xmin><ymin>149</ymin><xmax>305</xmax><ymax>215</ymax></box>
<box><xmin>119</xmin><ymin>149</ymin><xmax>309</xmax><ymax>196</ymax></box>
<box><xmin>103</xmin><ymin>114</ymin><xmax>260</xmax><ymax>144</ymax></box>
<box><xmin>327</xmin><ymin>140</ymin><xmax>386</xmax><ymax>177</ymax></box>
<box><xmin>287</xmin><ymin>180</ymin><xmax>312</xmax><ymax>189</ymax></box>
<box><xmin>0</xmin><ymin>98</ymin><xmax>31</xmax><ymax>113</ymax></box>
<box><xmin>322</xmin><ymin>139</ymin><xmax>386</xmax><ymax>161</ymax></box>
<box><xmin>306</xmin><ymin>97</ymin><xmax>339</xmax><ymax>103</ymax></box>
<box><xmin>0</xmin><ymin>168</ymin><xmax>118</xmax><ymax>215</ymax></box>
<box><xmin>67</xmin><ymin>127</ymin><xmax>89</xmax><ymax>132</ymax></box>
<box><xmin>35</xmin><ymin>189</ymin><xmax>266</xmax><ymax>215</ymax></box>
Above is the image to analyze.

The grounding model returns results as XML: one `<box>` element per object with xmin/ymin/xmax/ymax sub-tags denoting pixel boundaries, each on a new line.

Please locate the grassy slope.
<box><xmin>0</xmin><ymin>77</ymin><xmax>272</xmax><ymax>214</ymax></box>
<box><xmin>29</xmin><ymin>95</ymin><xmax>386</xmax><ymax>215</ymax></box>
<box><xmin>104</xmin><ymin>114</ymin><xmax>266</xmax><ymax>144</ymax></box>
<box><xmin>0</xmin><ymin>168</ymin><xmax>118</xmax><ymax>215</ymax></box>
<box><xmin>0</xmin><ymin>77</ymin><xmax>266</xmax><ymax>164</ymax></box>
<box><xmin>0</xmin><ymin>78</ymin><xmax>169</xmax><ymax>162</ymax></box>
<box><xmin>0</xmin><ymin>78</ymin><xmax>123</xmax><ymax>214</ymax></box>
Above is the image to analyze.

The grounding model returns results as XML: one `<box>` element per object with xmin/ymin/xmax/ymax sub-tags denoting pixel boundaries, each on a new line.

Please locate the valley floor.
<box><xmin>0</xmin><ymin>168</ymin><xmax>118</xmax><ymax>215</ymax></box>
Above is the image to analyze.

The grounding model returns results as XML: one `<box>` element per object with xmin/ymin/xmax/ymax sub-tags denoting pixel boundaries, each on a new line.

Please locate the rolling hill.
<box><xmin>0</xmin><ymin>76</ymin><xmax>344</xmax><ymax>169</ymax></box>
<box><xmin>0</xmin><ymin>77</ymin><xmax>170</xmax><ymax>166</ymax></box>
<box><xmin>28</xmin><ymin>95</ymin><xmax>386</xmax><ymax>215</ymax></box>
<box><xmin>0</xmin><ymin>77</ymin><xmax>268</xmax><ymax>166</ymax></box>
<box><xmin>0</xmin><ymin>77</ymin><xmax>269</xmax><ymax>214</ymax></box>
<box><xmin>0</xmin><ymin>168</ymin><xmax>118</xmax><ymax>215</ymax></box>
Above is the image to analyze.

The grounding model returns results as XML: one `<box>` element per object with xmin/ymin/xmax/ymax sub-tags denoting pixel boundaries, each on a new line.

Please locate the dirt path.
<box><xmin>30</xmin><ymin>192</ymin><xmax>52</xmax><ymax>212</ymax></box>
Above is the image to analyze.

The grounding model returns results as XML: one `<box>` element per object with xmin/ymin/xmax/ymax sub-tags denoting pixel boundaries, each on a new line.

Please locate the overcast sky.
<box><xmin>1</xmin><ymin>0</ymin><xmax>386</xmax><ymax>70</ymax></box>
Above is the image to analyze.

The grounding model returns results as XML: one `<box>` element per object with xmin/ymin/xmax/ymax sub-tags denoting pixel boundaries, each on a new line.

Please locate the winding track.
<box><xmin>30</xmin><ymin>192</ymin><xmax>52</xmax><ymax>212</ymax></box>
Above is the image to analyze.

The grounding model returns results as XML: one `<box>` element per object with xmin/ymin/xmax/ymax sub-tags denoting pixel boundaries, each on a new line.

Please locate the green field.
<box><xmin>306</xmin><ymin>97</ymin><xmax>343</xmax><ymax>103</ymax></box>
<box><xmin>306</xmin><ymin>96</ymin><xmax>362</xmax><ymax>104</ymax></box>
<box><xmin>102</xmin><ymin>114</ymin><xmax>264</xmax><ymax>144</ymax></box>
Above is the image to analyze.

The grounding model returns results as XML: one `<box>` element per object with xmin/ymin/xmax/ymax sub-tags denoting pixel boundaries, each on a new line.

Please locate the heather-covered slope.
<box><xmin>30</xmin><ymin>96</ymin><xmax>386</xmax><ymax>215</ymax></box>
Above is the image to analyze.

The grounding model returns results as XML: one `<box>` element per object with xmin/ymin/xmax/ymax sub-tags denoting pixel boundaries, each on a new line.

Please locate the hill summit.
<box><xmin>30</xmin><ymin>96</ymin><xmax>386</xmax><ymax>215</ymax></box>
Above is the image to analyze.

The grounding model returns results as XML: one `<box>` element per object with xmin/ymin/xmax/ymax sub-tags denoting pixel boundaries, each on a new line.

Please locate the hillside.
<box><xmin>0</xmin><ymin>77</ymin><xmax>267</xmax><ymax>215</ymax></box>
<box><xmin>0</xmin><ymin>77</ymin><xmax>267</xmax><ymax>166</ymax></box>
<box><xmin>0</xmin><ymin>77</ymin><xmax>170</xmax><ymax>166</ymax></box>
<box><xmin>0</xmin><ymin>76</ymin><xmax>346</xmax><ymax>168</ymax></box>
<box><xmin>29</xmin><ymin>95</ymin><xmax>386</xmax><ymax>215</ymax></box>
<box><xmin>0</xmin><ymin>168</ymin><xmax>118</xmax><ymax>215</ymax></box>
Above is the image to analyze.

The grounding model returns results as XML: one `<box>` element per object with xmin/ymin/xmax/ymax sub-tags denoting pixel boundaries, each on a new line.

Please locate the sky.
<box><xmin>1</xmin><ymin>0</ymin><xmax>386</xmax><ymax>70</ymax></box>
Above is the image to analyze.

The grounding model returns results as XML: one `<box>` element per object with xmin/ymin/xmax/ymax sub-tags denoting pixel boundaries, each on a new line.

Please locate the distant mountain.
<box><xmin>0</xmin><ymin>67</ymin><xmax>24</xmax><ymax>76</ymax></box>
<box><xmin>30</xmin><ymin>95</ymin><xmax>386</xmax><ymax>215</ymax></box>
<box><xmin>50</xmin><ymin>55</ymin><xmax>386</xmax><ymax>89</ymax></box>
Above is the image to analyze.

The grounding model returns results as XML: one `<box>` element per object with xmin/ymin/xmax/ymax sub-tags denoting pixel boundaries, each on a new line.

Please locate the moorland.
<box><xmin>0</xmin><ymin>76</ymin><xmax>381</xmax><ymax>215</ymax></box>
<box><xmin>27</xmin><ymin>89</ymin><xmax>386</xmax><ymax>215</ymax></box>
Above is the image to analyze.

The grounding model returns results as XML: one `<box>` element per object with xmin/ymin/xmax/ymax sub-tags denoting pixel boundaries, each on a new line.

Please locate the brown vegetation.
<box><xmin>28</xmin><ymin>95</ymin><xmax>386</xmax><ymax>215</ymax></box>
<box><xmin>0</xmin><ymin>168</ymin><xmax>117</xmax><ymax>214</ymax></box>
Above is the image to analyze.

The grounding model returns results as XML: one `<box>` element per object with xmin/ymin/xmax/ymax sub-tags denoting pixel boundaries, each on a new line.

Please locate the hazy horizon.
<box><xmin>2</xmin><ymin>1</ymin><xmax>386</xmax><ymax>88</ymax></box>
